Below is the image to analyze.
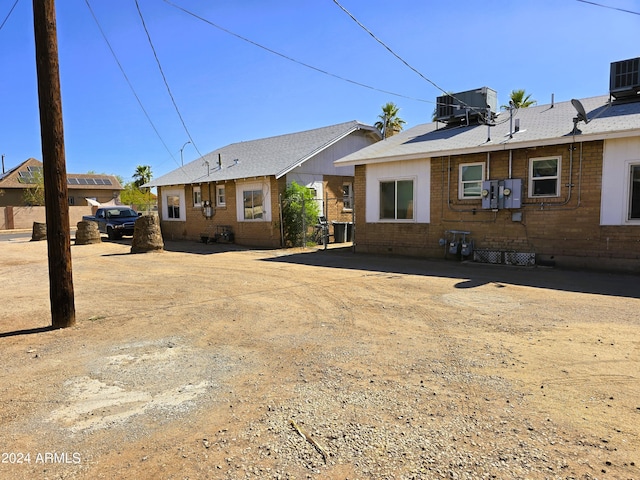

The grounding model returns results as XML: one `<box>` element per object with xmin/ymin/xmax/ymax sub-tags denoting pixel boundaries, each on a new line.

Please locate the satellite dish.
<box><xmin>571</xmin><ymin>99</ymin><xmax>589</xmax><ymax>124</ymax></box>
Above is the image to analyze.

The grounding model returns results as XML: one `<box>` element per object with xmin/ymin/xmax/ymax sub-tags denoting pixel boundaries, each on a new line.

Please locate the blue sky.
<box><xmin>1</xmin><ymin>0</ymin><xmax>638</xmax><ymax>183</ymax></box>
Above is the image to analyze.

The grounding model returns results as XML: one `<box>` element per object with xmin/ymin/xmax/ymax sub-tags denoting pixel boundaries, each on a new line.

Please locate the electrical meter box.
<box><xmin>481</xmin><ymin>179</ymin><xmax>522</xmax><ymax>209</ymax></box>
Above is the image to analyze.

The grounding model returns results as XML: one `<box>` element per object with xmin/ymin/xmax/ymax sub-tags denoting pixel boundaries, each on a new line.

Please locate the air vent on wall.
<box><xmin>610</xmin><ymin>57</ymin><xmax>640</xmax><ymax>101</ymax></box>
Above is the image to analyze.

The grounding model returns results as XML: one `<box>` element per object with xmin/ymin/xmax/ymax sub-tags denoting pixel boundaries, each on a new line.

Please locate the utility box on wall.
<box><xmin>481</xmin><ymin>179</ymin><xmax>522</xmax><ymax>209</ymax></box>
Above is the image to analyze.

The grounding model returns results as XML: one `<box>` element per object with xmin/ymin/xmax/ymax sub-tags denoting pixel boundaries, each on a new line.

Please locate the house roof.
<box><xmin>0</xmin><ymin>158</ymin><xmax>123</xmax><ymax>189</ymax></box>
<box><xmin>146</xmin><ymin>120</ymin><xmax>380</xmax><ymax>187</ymax></box>
<box><xmin>334</xmin><ymin>95</ymin><xmax>640</xmax><ymax>166</ymax></box>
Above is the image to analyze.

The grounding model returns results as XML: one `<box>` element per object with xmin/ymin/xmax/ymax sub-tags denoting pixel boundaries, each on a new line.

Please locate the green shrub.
<box><xmin>281</xmin><ymin>181</ymin><xmax>320</xmax><ymax>247</ymax></box>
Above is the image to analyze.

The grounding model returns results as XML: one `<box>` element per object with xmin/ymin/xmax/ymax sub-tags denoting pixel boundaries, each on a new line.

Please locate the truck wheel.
<box><xmin>107</xmin><ymin>227</ymin><xmax>115</xmax><ymax>240</ymax></box>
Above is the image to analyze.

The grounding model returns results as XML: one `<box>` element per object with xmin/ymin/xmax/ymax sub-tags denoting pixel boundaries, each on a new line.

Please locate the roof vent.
<box><xmin>435</xmin><ymin>87</ymin><xmax>497</xmax><ymax>124</ymax></box>
<box><xmin>610</xmin><ymin>57</ymin><xmax>640</xmax><ymax>101</ymax></box>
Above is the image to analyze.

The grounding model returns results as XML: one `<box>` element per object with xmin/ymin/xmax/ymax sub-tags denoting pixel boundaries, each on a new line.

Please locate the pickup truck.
<box><xmin>83</xmin><ymin>206</ymin><xmax>141</xmax><ymax>240</ymax></box>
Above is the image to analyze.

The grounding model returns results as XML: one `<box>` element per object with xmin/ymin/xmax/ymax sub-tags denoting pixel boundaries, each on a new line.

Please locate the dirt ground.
<box><xmin>0</xmin><ymin>235</ymin><xmax>638</xmax><ymax>480</ymax></box>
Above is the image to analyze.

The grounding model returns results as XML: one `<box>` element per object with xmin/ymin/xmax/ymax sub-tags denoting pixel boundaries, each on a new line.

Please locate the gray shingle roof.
<box><xmin>147</xmin><ymin>120</ymin><xmax>379</xmax><ymax>187</ymax></box>
<box><xmin>335</xmin><ymin>95</ymin><xmax>640</xmax><ymax>166</ymax></box>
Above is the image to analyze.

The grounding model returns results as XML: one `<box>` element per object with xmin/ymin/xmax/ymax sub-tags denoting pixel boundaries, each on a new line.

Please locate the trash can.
<box><xmin>332</xmin><ymin>222</ymin><xmax>345</xmax><ymax>243</ymax></box>
<box><xmin>332</xmin><ymin>221</ymin><xmax>353</xmax><ymax>243</ymax></box>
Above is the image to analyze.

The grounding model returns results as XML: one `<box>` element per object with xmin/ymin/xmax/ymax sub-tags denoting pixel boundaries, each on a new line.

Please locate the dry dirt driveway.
<box><xmin>0</xmin><ymin>237</ymin><xmax>638</xmax><ymax>480</ymax></box>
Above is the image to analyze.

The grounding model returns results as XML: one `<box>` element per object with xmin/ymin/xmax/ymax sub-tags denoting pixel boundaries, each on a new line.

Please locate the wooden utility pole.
<box><xmin>33</xmin><ymin>0</ymin><xmax>75</xmax><ymax>328</ymax></box>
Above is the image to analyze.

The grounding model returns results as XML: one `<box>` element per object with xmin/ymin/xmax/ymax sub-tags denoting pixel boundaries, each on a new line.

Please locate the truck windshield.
<box><xmin>106</xmin><ymin>209</ymin><xmax>138</xmax><ymax>218</ymax></box>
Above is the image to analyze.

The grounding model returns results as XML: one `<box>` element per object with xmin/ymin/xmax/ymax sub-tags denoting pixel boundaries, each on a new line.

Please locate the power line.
<box><xmin>134</xmin><ymin>0</ymin><xmax>205</xmax><ymax>161</ymax></box>
<box><xmin>0</xmin><ymin>0</ymin><xmax>20</xmax><ymax>32</ymax></box>
<box><xmin>162</xmin><ymin>0</ymin><xmax>432</xmax><ymax>104</ymax></box>
<box><xmin>331</xmin><ymin>0</ymin><xmax>449</xmax><ymax>96</ymax></box>
<box><xmin>576</xmin><ymin>0</ymin><xmax>640</xmax><ymax>15</ymax></box>
<box><xmin>331</xmin><ymin>0</ymin><xmax>486</xmax><ymax>118</ymax></box>
<box><xmin>84</xmin><ymin>0</ymin><xmax>182</xmax><ymax>172</ymax></box>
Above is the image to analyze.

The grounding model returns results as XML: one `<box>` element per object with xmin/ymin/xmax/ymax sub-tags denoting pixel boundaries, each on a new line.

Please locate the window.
<box><xmin>343</xmin><ymin>182</ymin><xmax>353</xmax><ymax>210</ymax></box>
<box><xmin>68</xmin><ymin>196</ymin><xmax>75</xmax><ymax>206</ymax></box>
<box><xmin>193</xmin><ymin>186</ymin><xmax>201</xmax><ymax>207</ymax></box>
<box><xmin>630</xmin><ymin>164</ymin><xmax>640</xmax><ymax>220</ymax></box>
<box><xmin>459</xmin><ymin>163</ymin><xmax>484</xmax><ymax>199</ymax></box>
<box><xmin>236</xmin><ymin>182</ymin><xmax>271</xmax><ymax>222</ymax></box>
<box><xmin>163</xmin><ymin>189</ymin><xmax>185</xmax><ymax>221</ymax></box>
<box><xmin>379</xmin><ymin>179</ymin><xmax>414</xmax><ymax>220</ymax></box>
<box><xmin>216</xmin><ymin>185</ymin><xmax>226</xmax><ymax>207</ymax></box>
<box><xmin>167</xmin><ymin>195</ymin><xmax>180</xmax><ymax>219</ymax></box>
<box><xmin>529</xmin><ymin>156</ymin><xmax>561</xmax><ymax>197</ymax></box>
<box><xmin>243</xmin><ymin>189</ymin><xmax>264</xmax><ymax>220</ymax></box>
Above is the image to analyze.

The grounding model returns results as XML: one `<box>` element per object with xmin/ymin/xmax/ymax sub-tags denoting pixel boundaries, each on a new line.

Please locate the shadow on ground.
<box><xmin>81</xmin><ymin>236</ymin><xmax>640</xmax><ymax>299</ymax></box>
<box><xmin>259</xmin><ymin>246</ymin><xmax>640</xmax><ymax>300</ymax></box>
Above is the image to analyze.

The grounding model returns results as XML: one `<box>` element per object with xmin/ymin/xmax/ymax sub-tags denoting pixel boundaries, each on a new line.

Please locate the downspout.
<box><xmin>522</xmin><ymin>142</ymin><xmax>582</xmax><ymax>210</ymax></box>
<box><xmin>486</xmin><ymin>152</ymin><xmax>490</xmax><ymax>180</ymax></box>
<box><xmin>551</xmin><ymin>143</ymin><xmax>574</xmax><ymax>207</ymax></box>
<box><xmin>278</xmin><ymin>193</ymin><xmax>284</xmax><ymax>247</ymax></box>
<box><xmin>577</xmin><ymin>142</ymin><xmax>583</xmax><ymax>207</ymax></box>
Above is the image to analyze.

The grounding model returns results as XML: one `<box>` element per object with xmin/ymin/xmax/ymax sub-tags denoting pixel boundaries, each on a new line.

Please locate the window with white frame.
<box><xmin>629</xmin><ymin>164</ymin><xmax>640</xmax><ymax>220</ymax></box>
<box><xmin>342</xmin><ymin>182</ymin><xmax>353</xmax><ymax>210</ymax></box>
<box><xmin>216</xmin><ymin>185</ymin><xmax>226</xmax><ymax>207</ymax></box>
<box><xmin>243</xmin><ymin>189</ymin><xmax>264</xmax><ymax>220</ymax></box>
<box><xmin>193</xmin><ymin>186</ymin><xmax>201</xmax><ymax>207</ymax></box>
<box><xmin>529</xmin><ymin>156</ymin><xmax>561</xmax><ymax>197</ymax></box>
<box><xmin>163</xmin><ymin>189</ymin><xmax>185</xmax><ymax>221</ymax></box>
<box><xmin>379</xmin><ymin>179</ymin><xmax>414</xmax><ymax>220</ymax></box>
<box><xmin>167</xmin><ymin>195</ymin><xmax>180</xmax><ymax>219</ymax></box>
<box><xmin>459</xmin><ymin>162</ymin><xmax>484</xmax><ymax>199</ymax></box>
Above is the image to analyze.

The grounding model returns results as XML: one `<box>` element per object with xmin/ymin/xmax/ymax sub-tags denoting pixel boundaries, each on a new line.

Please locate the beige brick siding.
<box><xmin>158</xmin><ymin>179</ymin><xmax>282</xmax><ymax>247</ymax></box>
<box><xmin>157</xmin><ymin>174</ymin><xmax>355</xmax><ymax>248</ymax></box>
<box><xmin>323</xmin><ymin>175</ymin><xmax>355</xmax><ymax>226</ymax></box>
<box><xmin>354</xmin><ymin>141</ymin><xmax>640</xmax><ymax>272</ymax></box>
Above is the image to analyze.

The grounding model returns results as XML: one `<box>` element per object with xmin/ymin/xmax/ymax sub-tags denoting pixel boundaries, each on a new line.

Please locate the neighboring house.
<box><xmin>0</xmin><ymin>158</ymin><xmax>123</xmax><ymax>207</ymax></box>
<box><xmin>146</xmin><ymin>121</ymin><xmax>381</xmax><ymax>247</ymax></box>
<box><xmin>334</xmin><ymin>59</ymin><xmax>640</xmax><ymax>272</ymax></box>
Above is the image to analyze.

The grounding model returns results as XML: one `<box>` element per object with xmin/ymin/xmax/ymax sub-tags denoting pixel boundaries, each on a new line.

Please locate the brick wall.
<box><xmin>354</xmin><ymin>141</ymin><xmax>640</xmax><ymax>272</ymax></box>
<box><xmin>323</xmin><ymin>174</ymin><xmax>355</xmax><ymax>224</ymax></box>
<box><xmin>158</xmin><ymin>178</ymin><xmax>283</xmax><ymax>248</ymax></box>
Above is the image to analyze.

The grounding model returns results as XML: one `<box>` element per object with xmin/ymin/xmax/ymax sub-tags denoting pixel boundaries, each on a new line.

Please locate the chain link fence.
<box><xmin>279</xmin><ymin>194</ymin><xmax>353</xmax><ymax>248</ymax></box>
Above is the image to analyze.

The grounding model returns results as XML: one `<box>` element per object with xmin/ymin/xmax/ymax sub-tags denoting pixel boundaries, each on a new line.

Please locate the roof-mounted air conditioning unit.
<box><xmin>610</xmin><ymin>57</ymin><xmax>640</xmax><ymax>101</ymax></box>
<box><xmin>435</xmin><ymin>87</ymin><xmax>497</xmax><ymax>124</ymax></box>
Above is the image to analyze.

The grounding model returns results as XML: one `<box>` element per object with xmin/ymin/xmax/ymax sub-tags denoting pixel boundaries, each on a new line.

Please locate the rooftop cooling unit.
<box><xmin>610</xmin><ymin>57</ymin><xmax>640</xmax><ymax>100</ymax></box>
<box><xmin>435</xmin><ymin>87</ymin><xmax>497</xmax><ymax>124</ymax></box>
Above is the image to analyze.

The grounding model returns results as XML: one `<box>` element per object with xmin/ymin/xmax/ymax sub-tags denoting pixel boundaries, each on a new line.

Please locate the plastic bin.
<box><xmin>332</xmin><ymin>221</ymin><xmax>353</xmax><ymax>243</ymax></box>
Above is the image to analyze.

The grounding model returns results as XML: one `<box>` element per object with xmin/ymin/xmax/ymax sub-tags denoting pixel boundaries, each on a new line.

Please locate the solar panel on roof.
<box><xmin>18</xmin><ymin>171</ymin><xmax>39</xmax><ymax>183</ymax></box>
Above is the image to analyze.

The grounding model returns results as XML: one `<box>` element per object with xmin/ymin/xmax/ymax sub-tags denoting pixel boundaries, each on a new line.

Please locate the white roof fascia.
<box><xmin>336</xmin><ymin>152</ymin><xmax>432</xmax><ymax>166</ymax></box>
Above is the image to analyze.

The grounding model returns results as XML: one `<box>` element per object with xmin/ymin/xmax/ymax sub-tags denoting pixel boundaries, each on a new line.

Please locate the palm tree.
<box><xmin>502</xmin><ymin>89</ymin><xmax>536</xmax><ymax>109</ymax></box>
<box><xmin>132</xmin><ymin>165</ymin><xmax>152</xmax><ymax>191</ymax></box>
<box><xmin>374</xmin><ymin>102</ymin><xmax>406</xmax><ymax>139</ymax></box>
<box><xmin>132</xmin><ymin>165</ymin><xmax>153</xmax><ymax>213</ymax></box>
